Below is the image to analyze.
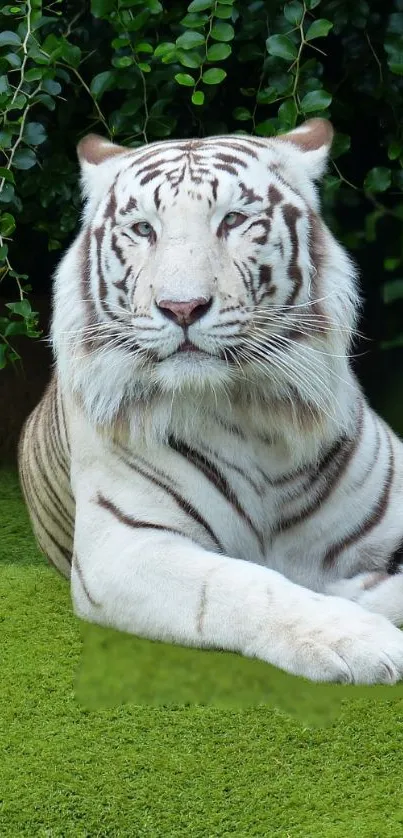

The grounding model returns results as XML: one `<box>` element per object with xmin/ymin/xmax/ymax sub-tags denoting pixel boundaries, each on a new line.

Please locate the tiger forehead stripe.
<box><xmin>282</xmin><ymin>203</ymin><xmax>303</xmax><ymax>307</ymax></box>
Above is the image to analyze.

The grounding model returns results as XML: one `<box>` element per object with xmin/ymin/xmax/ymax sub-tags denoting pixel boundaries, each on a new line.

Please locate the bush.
<box><xmin>1</xmin><ymin>0</ymin><xmax>403</xmax><ymax>368</ymax></box>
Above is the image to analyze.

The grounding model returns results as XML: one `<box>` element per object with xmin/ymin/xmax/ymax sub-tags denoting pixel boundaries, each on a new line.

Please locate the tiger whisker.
<box><xmin>241</xmin><ymin>338</ymin><xmax>338</xmax><ymax>419</ymax></box>
<box><xmin>235</xmin><ymin>344</ymin><xmax>333</xmax><ymax>426</ymax></box>
<box><xmin>252</xmin><ymin>332</ymin><xmax>358</xmax><ymax>394</ymax></box>
<box><xmin>249</xmin><ymin>326</ymin><xmax>365</xmax><ymax>361</ymax></box>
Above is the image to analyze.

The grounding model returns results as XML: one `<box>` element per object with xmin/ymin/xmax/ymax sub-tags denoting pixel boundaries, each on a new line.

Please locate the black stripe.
<box><xmin>96</xmin><ymin>492</ymin><xmax>186</xmax><ymax>539</ymax></box>
<box><xmin>169</xmin><ymin>436</ymin><xmax>264</xmax><ymax>552</ymax></box>
<box><xmin>117</xmin><ymin>453</ymin><xmax>223</xmax><ymax>551</ymax></box>
<box><xmin>31</xmin><ymin>398</ymin><xmax>74</xmax><ymax>532</ymax></box>
<box><xmin>323</xmin><ymin>431</ymin><xmax>395</xmax><ymax>568</ymax></box>
<box><xmin>277</xmin><ymin>402</ymin><xmax>364</xmax><ymax>531</ymax></box>
<box><xmin>73</xmin><ymin>553</ymin><xmax>99</xmax><ymax>606</ymax></box>
<box><xmin>196</xmin><ymin>442</ymin><xmax>263</xmax><ymax>495</ymax></box>
<box><xmin>23</xmin><ymin>464</ymin><xmax>72</xmax><ymax>568</ymax></box>
<box><xmin>387</xmin><ymin>538</ymin><xmax>403</xmax><ymax>575</ymax></box>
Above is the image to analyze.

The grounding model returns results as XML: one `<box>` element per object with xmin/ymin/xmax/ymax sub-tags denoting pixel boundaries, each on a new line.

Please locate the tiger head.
<box><xmin>52</xmin><ymin>119</ymin><xmax>358</xmax><ymax>437</ymax></box>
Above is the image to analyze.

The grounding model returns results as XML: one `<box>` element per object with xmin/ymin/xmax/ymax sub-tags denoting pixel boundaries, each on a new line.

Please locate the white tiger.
<box><xmin>19</xmin><ymin>118</ymin><xmax>403</xmax><ymax>685</ymax></box>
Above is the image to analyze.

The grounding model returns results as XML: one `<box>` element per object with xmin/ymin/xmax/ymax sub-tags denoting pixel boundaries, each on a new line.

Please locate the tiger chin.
<box><xmin>19</xmin><ymin>118</ymin><xmax>403</xmax><ymax>686</ymax></box>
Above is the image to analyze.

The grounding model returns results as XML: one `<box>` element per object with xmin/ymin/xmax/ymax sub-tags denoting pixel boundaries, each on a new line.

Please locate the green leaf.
<box><xmin>0</xmin><ymin>76</ymin><xmax>10</xmax><ymax>98</ymax></box>
<box><xmin>176</xmin><ymin>49</ymin><xmax>203</xmax><ymax>68</ymax></box>
<box><xmin>300</xmin><ymin>89</ymin><xmax>332</xmax><ymax>112</ymax></box>
<box><xmin>0</xmin><ymin>75</ymin><xmax>9</xmax><ymax>96</ymax></box>
<box><xmin>24</xmin><ymin>67</ymin><xmax>44</xmax><ymax>82</ymax></box>
<box><xmin>0</xmin><ymin>30</ymin><xmax>21</xmax><ymax>47</ymax></box>
<box><xmin>278</xmin><ymin>98</ymin><xmax>297</xmax><ymax>129</ymax></box>
<box><xmin>0</xmin><ymin>244</ymin><xmax>8</xmax><ymax>261</ymax></box>
<box><xmin>266</xmin><ymin>35</ymin><xmax>298</xmax><ymax>61</ymax></box>
<box><xmin>388</xmin><ymin>139</ymin><xmax>402</xmax><ymax>160</ymax></box>
<box><xmin>0</xmin><ymin>168</ymin><xmax>14</xmax><ymax>184</ymax></box>
<box><xmin>112</xmin><ymin>36</ymin><xmax>130</xmax><ymax>48</ymax></box>
<box><xmin>60</xmin><ymin>39</ymin><xmax>81</xmax><ymax>67</ymax></box>
<box><xmin>364</xmin><ymin>167</ymin><xmax>392</xmax><ymax>193</ymax></box>
<box><xmin>206</xmin><ymin>43</ymin><xmax>231</xmax><ymax>61</ymax></box>
<box><xmin>147</xmin><ymin>116</ymin><xmax>177</xmax><ymax>137</ymax></box>
<box><xmin>191</xmin><ymin>90</ymin><xmax>205</xmax><ymax>105</ymax></box>
<box><xmin>0</xmin><ymin>133</ymin><xmax>12</xmax><ymax>155</ymax></box>
<box><xmin>4</xmin><ymin>51</ymin><xmax>21</xmax><ymax>69</ymax></box>
<box><xmin>176</xmin><ymin>31</ymin><xmax>205</xmax><ymax>50</ymax></box>
<box><xmin>2</xmin><ymin>4</ymin><xmax>24</xmax><ymax>13</ymax></box>
<box><xmin>90</xmin><ymin>70</ymin><xmax>115</xmax><ymax>99</ymax></box>
<box><xmin>42</xmin><ymin>78</ymin><xmax>62</xmax><ymax>96</ymax></box>
<box><xmin>35</xmin><ymin>93</ymin><xmax>56</xmax><ymax>111</ymax></box>
<box><xmin>0</xmin><ymin>344</ymin><xmax>7</xmax><ymax>370</ymax></box>
<box><xmin>384</xmin><ymin>258</ymin><xmax>401</xmax><ymax>272</ymax></box>
<box><xmin>331</xmin><ymin>133</ymin><xmax>351</xmax><ymax>159</ymax></box>
<box><xmin>187</xmin><ymin>0</ymin><xmax>213</xmax><ymax>9</ymax></box>
<box><xmin>174</xmin><ymin>73</ymin><xmax>195</xmax><ymax>86</ymax></box>
<box><xmin>179</xmin><ymin>13</ymin><xmax>208</xmax><ymax>28</ymax></box>
<box><xmin>154</xmin><ymin>42</ymin><xmax>175</xmax><ymax>58</ymax></box>
<box><xmin>91</xmin><ymin>0</ymin><xmax>114</xmax><ymax>17</ymax></box>
<box><xmin>233</xmin><ymin>107</ymin><xmax>252</xmax><ymax>121</ymax></box>
<box><xmin>210</xmin><ymin>22</ymin><xmax>235</xmax><ymax>41</ymax></box>
<box><xmin>256</xmin><ymin>86</ymin><xmax>278</xmax><ymax>105</ymax></box>
<box><xmin>387</xmin><ymin>13</ymin><xmax>403</xmax><ymax>33</ymax></box>
<box><xmin>120</xmin><ymin>97</ymin><xmax>142</xmax><ymax>115</ymax></box>
<box><xmin>136</xmin><ymin>42</ymin><xmax>154</xmax><ymax>54</ymax></box>
<box><xmin>0</xmin><ymin>183</ymin><xmax>14</xmax><ymax>202</ymax></box>
<box><xmin>202</xmin><ymin>67</ymin><xmax>227</xmax><ymax>84</ymax></box>
<box><xmin>12</xmin><ymin>148</ymin><xmax>37</xmax><ymax>170</ymax></box>
<box><xmin>0</xmin><ymin>212</ymin><xmax>15</xmax><ymax>236</ymax></box>
<box><xmin>5</xmin><ymin>321</ymin><xmax>29</xmax><ymax>337</ymax></box>
<box><xmin>6</xmin><ymin>299</ymin><xmax>33</xmax><ymax>317</ymax></box>
<box><xmin>147</xmin><ymin>0</ymin><xmax>162</xmax><ymax>11</ymax></box>
<box><xmin>255</xmin><ymin>119</ymin><xmax>276</xmax><ymax>137</ymax></box>
<box><xmin>9</xmin><ymin>93</ymin><xmax>27</xmax><ymax>111</ymax></box>
<box><xmin>284</xmin><ymin>1</ymin><xmax>304</xmax><ymax>25</ymax></box>
<box><xmin>112</xmin><ymin>55</ymin><xmax>134</xmax><ymax>68</ymax></box>
<box><xmin>126</xmin><ymin>10</ymin><xmax>150</xmax><ymax>30</ymax></box>
<box><xmin>305</xmin><ymin>19</ymin><xmax>333</xmax><ymax>40</ymax></box>
<box><xmin>383</xmin><ymin>279</ymin><xmax>403</xmax><ymax>304</ymax></box>
<box><xmin>214</xmin><ymin>5</ymin><xmax>233</xmax><ymax>18</ymax></box>
<box><xmin>23</xmin><ymin>122</ymin><xmax>47</xmax><ymax>146</ymax></box>
<box><xmin>305</xmin><ymin>0</ymin><xmax>321</xmax><ymax>8</ymax></box>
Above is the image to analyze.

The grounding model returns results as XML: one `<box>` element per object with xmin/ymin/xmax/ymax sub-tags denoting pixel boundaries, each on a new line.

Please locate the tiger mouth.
<box><xmin>160</xmin><ymin>341</ymin><xmax>234</xmax><ymax>362</ymax></box>
<box><xmin>176</xmin><ymin>341</ymin><xmax>204</xmax><ymax>353</ymax></box>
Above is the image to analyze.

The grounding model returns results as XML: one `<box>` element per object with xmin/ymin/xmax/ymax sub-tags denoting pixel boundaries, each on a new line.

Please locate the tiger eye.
<box><xmin>133</xmin><ymin>221</ymin><xmax>154</xmax><ymax>237</ymax></box>
<box><xmin>223</xmin><ymin>212</ymin><xmax>247</xmax><ymax>228</ymax></box>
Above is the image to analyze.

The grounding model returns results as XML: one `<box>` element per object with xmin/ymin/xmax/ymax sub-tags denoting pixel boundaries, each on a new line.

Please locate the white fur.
<box><xmin>42</xmin><ymin>124</ymin><xmax>403</xmax><ymax>683</ymax></box>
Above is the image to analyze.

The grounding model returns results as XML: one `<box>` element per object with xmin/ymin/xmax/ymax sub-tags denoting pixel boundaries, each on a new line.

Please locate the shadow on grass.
<box><xmin>76</xmin><ymin>622</ymin><xmax>403</xmax><ymax>728</ymax></box>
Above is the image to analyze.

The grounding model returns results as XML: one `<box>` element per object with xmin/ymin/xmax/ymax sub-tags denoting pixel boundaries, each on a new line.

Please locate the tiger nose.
<box><xmin>156</xmin><ymin>297</ymin><xmax>213</xmax><ymax>326</ymax></box>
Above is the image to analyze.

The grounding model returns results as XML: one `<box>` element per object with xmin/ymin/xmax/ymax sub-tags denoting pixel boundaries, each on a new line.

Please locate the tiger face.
<box><xmin>53</xmin><ymin>119</ymin><xmax>357</xmax><ymax>428</ymax></box>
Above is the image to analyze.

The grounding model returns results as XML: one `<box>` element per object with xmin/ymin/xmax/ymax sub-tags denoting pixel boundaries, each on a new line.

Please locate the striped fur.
<box><xmin>19</xmin><ymin>119</ymin><xmax>403</xmax><ymax>684</ymax></box>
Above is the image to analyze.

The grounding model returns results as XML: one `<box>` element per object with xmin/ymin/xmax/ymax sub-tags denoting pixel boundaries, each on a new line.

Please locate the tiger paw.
<box><xmin>254</xmin><ymin>592</ymin><xmax>403</xmax><ymax>684</ymax></box>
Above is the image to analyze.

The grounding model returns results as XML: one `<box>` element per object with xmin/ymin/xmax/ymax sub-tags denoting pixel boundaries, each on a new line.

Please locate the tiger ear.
<box><xmin>276</xmin><ymin>118</ymin><xmax>334</xmax><ymax>180</ymax></box>
<box><xmin>77</xmin><ymin>134</ymin><xmax>131</xmax><ymax>200</ymax></box>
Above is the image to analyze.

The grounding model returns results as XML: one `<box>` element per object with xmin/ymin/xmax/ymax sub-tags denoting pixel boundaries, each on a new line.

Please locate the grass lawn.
<box><xmin>2</xmin><ymin>467</ymin><xmax>403</xmax><ymax>837</ymax></box>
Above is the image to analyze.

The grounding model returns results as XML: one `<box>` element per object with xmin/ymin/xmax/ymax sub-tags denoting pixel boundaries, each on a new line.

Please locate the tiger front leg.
<box><xmin>72</xmin><ymin>492</ymin><xmax>403</xmax><ymax>685</ymax></box>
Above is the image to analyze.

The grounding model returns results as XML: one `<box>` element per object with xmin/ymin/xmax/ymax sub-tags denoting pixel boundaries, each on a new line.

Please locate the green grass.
<box><xmin>2</xmin><ymin>468</ymin><xmax>403</xmax><ymax>837</ymax></box>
